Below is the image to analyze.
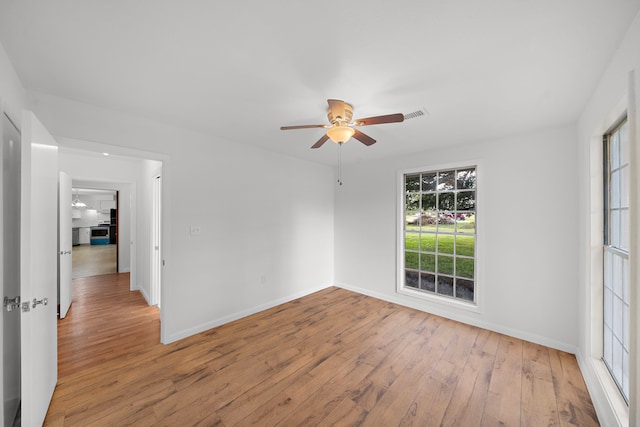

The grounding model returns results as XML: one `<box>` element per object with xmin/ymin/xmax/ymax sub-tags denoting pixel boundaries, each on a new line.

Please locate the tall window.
<box><xmin>400</xmin><ymin>166</ymin><xmax>477</xmax><ymax>304</ymax></box>
<box><xmin>603</xmin><ymin>118</ymin><xmax>629</xmax><ymax>402</ymax></box>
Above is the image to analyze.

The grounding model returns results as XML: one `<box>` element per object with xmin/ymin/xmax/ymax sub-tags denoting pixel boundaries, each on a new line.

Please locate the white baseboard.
<box><xmin>138</xmin><ymin>286</ymin><xmax>151</xmax><ymax>306</ymax></box>
<box><xmin>335</xmin><ymin>282</ymin><xmax>577</xmax><ymax>354</ymax></box>
<box><xmin>162</xmin><ymin>283</ymin><xmax>332</xmax><ymax>344</ymax></box>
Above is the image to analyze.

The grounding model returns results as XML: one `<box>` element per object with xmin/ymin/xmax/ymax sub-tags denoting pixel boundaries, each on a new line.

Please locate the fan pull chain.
<box><xmin>337</xmin><ymin>142</ymin><xmax>343</xmax><ymax>186</ymax></box>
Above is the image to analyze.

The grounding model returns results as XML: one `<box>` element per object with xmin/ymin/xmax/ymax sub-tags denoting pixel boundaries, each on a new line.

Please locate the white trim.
<box><xmin>138</xmin><ymin>285</ymin><xmax>151</xmax><ymax>306</ymax></box>
<box><xmin>163</xmin><ymin>283</ymin><xmax>333</xmax><ymax>344</ymax></box>
<box><xmin>577</xmin><ymin>350</ymin><xmax>628</xmax><ymax>427</ymax></box>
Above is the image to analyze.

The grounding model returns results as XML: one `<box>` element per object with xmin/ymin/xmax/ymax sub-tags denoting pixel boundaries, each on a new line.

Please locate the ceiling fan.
<box><xmin>280</xmin><ymin>99</ymin><xmax>407</xmax><ymax>149</ymax></box>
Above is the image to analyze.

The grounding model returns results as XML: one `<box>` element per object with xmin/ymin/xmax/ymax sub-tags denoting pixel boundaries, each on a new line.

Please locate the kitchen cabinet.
<box><xmin>100</xmin><ymin>200</ymin><xmax>116</xmax><ymax>213</ymax></box>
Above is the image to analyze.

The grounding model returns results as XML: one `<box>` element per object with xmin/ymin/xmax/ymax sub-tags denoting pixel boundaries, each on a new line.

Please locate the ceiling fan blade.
<box><xmin>311</xmin><ymin>134</ymin><xmax>330</xmax><ymax>149</ymax></box>
<box><xmin>280</xmin><ymin>124</ymin><xmax>328</xmax><ymax>130</ymax></box>
<box><xmin>353</xmin><ymin>113</ymin><xmax>405</xmax><ymax>126</ymax></box>
<box><xmin>352</xmin><ymin>129</ymin><xmax>376</xmax><ymax>146</ymax></box>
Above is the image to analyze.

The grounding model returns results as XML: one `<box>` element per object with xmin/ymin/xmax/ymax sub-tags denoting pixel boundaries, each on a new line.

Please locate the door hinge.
<box><xmin>21</xmin><ymin>302</ymin><xmax>30</xmax><ymax>312</ymax></box>
<box><xmin>3</xmin><ymin>296</ymin><xmax>20</xmax><ymax>312</ymax></box>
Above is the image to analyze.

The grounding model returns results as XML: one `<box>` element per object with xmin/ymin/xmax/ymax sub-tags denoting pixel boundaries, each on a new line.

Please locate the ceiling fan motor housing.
<box><xmin>327</xmin><ymin>101</ymin><xmax>353</xmax><ymax>126</ymax></box>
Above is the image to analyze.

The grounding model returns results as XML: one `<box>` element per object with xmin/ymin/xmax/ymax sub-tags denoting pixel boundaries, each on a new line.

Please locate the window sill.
<box><xmin>589</xmin><ymin>357</ymin><xmax>629</xmax><ymax>427</ymax></box>
<box><xmin>397</xmin><ymin>286</ymin><xmax>481</xmax><ymax>314</ymax></box>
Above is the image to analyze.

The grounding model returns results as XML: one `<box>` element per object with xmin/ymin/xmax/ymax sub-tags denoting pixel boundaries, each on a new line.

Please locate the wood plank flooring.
<box><xmin>45</xmin><ymin>274</ymin><xmax>599</xmax><ymax>426</ymax></box>
<box><xmin>71</xmin><ymin>244</ymin><xmax>117</xmax><ymax>278</ymax></box>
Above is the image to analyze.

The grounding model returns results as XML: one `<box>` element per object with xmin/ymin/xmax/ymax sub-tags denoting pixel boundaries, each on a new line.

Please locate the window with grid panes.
<box><xmin>401</xmin><ymin>167</ymin><xmax>476</xmax><ymax>303</ymax></box>
<box><xmin>603</xmin><ymin>118</ymin><xmax>629</xmax><ymax>403</ymax></box>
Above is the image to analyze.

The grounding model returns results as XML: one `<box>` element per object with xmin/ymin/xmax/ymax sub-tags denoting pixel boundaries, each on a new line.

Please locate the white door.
<box><xmin>1</xmin><ymin>110</ymin><xmax>22</xmax><ymax>427</ymax></box>
<box><xmin>58</xmin><ymin>172</ymin><xmax>72</xmax><ymax>318</ymax></box>
<box><xmin>20</xmin><ymin>111</ymin><xmax>58</xmax><ymax>426</ymax></box>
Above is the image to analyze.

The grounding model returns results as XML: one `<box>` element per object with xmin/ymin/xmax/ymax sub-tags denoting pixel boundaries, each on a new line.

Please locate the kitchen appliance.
<box><xmin>109</xmin><ymin>208</ymin><xmax>117</xmax><ymax>244</ymax></box>
<box><xmin>90</xmin><ymin>225</ymin><xmax>110</xmax><ymax>245</ymax></box>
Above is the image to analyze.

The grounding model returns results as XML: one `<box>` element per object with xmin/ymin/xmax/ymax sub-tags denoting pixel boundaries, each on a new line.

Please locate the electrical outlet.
<box><xmin>189</xmin><ymin>225</ymin><xmax>202</xmax><ymax>236</ymax></box>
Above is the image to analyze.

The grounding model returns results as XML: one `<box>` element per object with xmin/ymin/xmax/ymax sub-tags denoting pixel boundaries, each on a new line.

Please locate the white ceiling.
<box><xmin>1</xmin><ymin>1</ymin><xmax>639</xmax><ymax>165</ymax></box>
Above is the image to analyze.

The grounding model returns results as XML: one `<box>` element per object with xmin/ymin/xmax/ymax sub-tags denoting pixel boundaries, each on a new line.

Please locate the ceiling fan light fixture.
<box><xmin>327</xmin><ymin>125</ymin><xmax>355</xmax><ymax>143</ymax></box>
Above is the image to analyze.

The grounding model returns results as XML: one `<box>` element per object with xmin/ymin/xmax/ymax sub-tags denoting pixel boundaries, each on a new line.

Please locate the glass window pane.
<box><xmin>456</xmin><ymin>168</ymin><xmax>476</xmax><ymax>189</ymax></box>
<box><xmin>420</xmin><ymin>213</ymin><xmax>437</xmax><ymax>232</ymax></box>
<box><xmin>420</xmin><ymin>272</ymin><xmax>435</xmax><ymax>292</ymax></box>
<box><xmin>613</xmin><ymin>294</ymin><xmax>623</xmax><ymax>341</ymax></box>
<box><xmin>420</xmin><ymin>233</ymin><xmax>436</xmax><ymax>253</ymax></box>
<box><xmin>612</xmin><ymin>254</ymin><xmax>622</xmax><ymax>298</ymax></box>
<box><xmin>623</xmin><ymin>350</ymin><xmax>629</xmax><ymax>398</ymax></box>
<box><xmin>405</xmin><ymin>232</ymin><xmax>419</xmax><ymax>251</ymax></box>
<box><xmin>604</xmin><ymin>287</ymin><xmax>612</xmax><ymax>329</ymax></box>
<box><xmin>437</xmin><ymin>276</ymin><xmax>454</xmax><ymax>296</ymax></box>
<box><xmin>406</xmin><ymin>194</ymin><xmax>420</xmax><ymax>214</ymax></box>
<box><xmin>438</xmin><ymin>192</ymin><xmax>455</xmax><ymax>211</ymax></box>
<box><xmin>455</xmin><ymin>279</ymin><xmax>474</xmax><ymax>301</ymax></box>
<box><xmin>421</xmin><ymin>173</ymin><xmax>437</xmax><ymax>192</ymax></box>
<box><xmin>611</xmin><ymin>132</ymin><xmax>620</xmax><ymax>169</ymax></box>
<box><xmin>420</xmin><ymin>253</ymin><xmax>435</xmax><ymax>272</ymax></box>
<box><xmin>437</xmin><ymin>170</ymin><xmax>455</xmax><ymax>190</ymax></box>
<box><xmin>604</xmin><ymin>325</ymin><xmax>613</xmax><ymax>368</ymax></box>
<box><xmin>622</xmin><ymin>258</ymin><xmax>629</xmax><ymax>301</ymax></box>
<box><xmin>620</xmin><ymin>122</ymin><xmax>628</xmax><ymax>166</ymax></box>
<box><xmin>623</xmin><ymin>302</ymin><xmax>629</xmax><ymax>350</ymax></box>
<box><xmin>620</xmin><ymin>209</ymin><xmax>629</xmax><ymax>251</ymax></box>
<box><xmin>610</xmin><ymin>210</ymin><xmax>620</xmax><ymax>247</ymax></box>
<box><xmin>604</xmin><ymin>251</ymin><xmax>613</xmax><ymax>290</ymax></box>
<box><xmin>406</xmin><ymin>174</ymin><xmax>420</xmax><ymax>192</ymax></box>
<box><xmin>437</xmin><ymin>213</ymin><xmax>455</xmax><ymax>233</ymax></box>
<box><xmin>436</xmin><ymin>234</ymin><xmax>454</xmax><ymax>254</ymax></box>
<box><xmin>456</xmin><ymin>257</ymin><xmax>474</xmax><ymax>279</ymax></box>
<box><xmin>457</xmin><ymin>212</ymin><xmax>476</xmax><ymax>234</ymax></box>
<box><xmin>405</xmin><ymin>252</ymin><xmax>419</xmax><ymax>270</ymax></box>
<box><xmin>610</xmin><ymin>170</ymin><xmax>620</xmax><ymax>208</ymax></box>
<box><xmin>405</xmin><ymin>270</ymin><xmax>419</xmax><ymax>289</ymax></box>
<box><xmin>612</xmin><ymin>338</ymin><xmax>623</xmax><ymax>385</ymax></box>
<box><xmin>620</xmin><ymin>167</ymin><xmax>629</xmax><ymax>208</ymax></box>
<box><xmin>456</xmin><ymin>191</ymin><xmax>476</xmax><ymax>211</ymax></box>
<box><xmin>456</xmin><ymin>235</ymin><xmax>475</xmax><ymax>257</ymax></box>
<box><xmin>437</xmin><ymin>255</ymin><xmax>454</xmax><ymax>275</ymax></box>
<box><xmin>421</xmin><ymin>193</ymin><xmax>437</xmax><ymax>212</ymax></box>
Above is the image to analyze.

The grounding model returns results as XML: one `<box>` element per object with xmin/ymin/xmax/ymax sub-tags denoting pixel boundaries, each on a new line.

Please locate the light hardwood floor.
<box><xmin>45</xmin><ymin>275</ymin><xmax>599</xmax><ymax>426</ymax></box>
<box><xmin>71</xmin><ymin>244</ymin><xmax>117</xmax><ymax>278</ymax></box>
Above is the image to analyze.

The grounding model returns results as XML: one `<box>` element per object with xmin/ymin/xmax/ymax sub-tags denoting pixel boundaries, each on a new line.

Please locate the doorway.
<box><xmin>71</xmin><ymin>188</ymin><xmax>118</xmax><ymax>278</ymax></box>
<box><xmin>57</xmin><ymin>145</ymin><xmax>166</xmax><ymax>338</ymax></box>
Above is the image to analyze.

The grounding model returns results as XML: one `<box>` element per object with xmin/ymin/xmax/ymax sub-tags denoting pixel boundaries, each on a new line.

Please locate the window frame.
<box><xmin>602</xmin><ymin>116</ymin><xmax>630</xmax><ymax>404</ymax></box>
<box><xmin>396</xmin><ymin>161</ymin><xmax>482</xmax><ymax>313</ymax></box>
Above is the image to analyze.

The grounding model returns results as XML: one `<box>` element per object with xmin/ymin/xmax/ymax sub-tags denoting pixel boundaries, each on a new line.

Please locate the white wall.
<box><xmin>576</xmin><ymin>10</ymin><xmax>640</xmax><ymax>427</ymax></box>
<box><xmin>334</xmin><ymin>125</ymin><xmax>579</xmax><ymax>352</ymax></box>
<box><xmin>0</xmin><ymin>42</ymin><xmax>25</xmax><ymax>123</ymax></box>
<box><xmin>26</xmin><ymin>91</ymin><xmax>335</xmax><ymax>343</ymax></box>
